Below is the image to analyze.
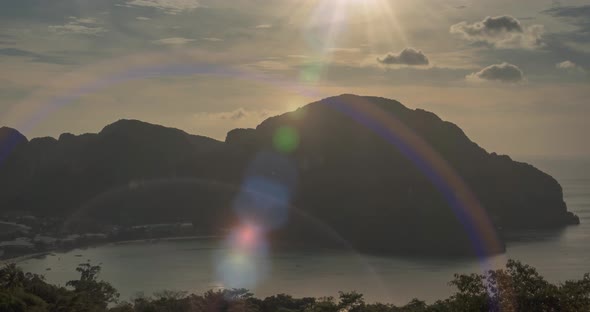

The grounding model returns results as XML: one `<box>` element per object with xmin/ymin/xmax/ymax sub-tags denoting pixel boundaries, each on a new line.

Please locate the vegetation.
<box><xmin>1</xmin><ymin>260</ymin><xmax>589</xmax><ymax>311</ymax></box>
<box><xmin>0</xmin><ymin>95</ymin><xmax>580</xmax><ymax>257</ymax></box>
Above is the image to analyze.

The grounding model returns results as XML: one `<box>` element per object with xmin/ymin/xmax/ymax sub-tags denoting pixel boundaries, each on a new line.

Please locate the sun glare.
<box><xmin>301</xmin><ymin>0</ymin><xmax>405</xmax><ymax>63</ymax></box>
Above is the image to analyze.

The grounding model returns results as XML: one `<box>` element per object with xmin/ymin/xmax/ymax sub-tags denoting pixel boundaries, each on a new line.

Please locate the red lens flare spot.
<box><xmin>237</xmin><ymin>224</ymin><xmax>258</xmax><ymax>247</ymax></box>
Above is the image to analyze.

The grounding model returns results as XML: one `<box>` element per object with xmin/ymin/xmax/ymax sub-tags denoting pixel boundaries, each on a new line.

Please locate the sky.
<box><xmin>0</xmin><ymin>0</ymin><xmax>589</xmax><ymax>157</ymax></box>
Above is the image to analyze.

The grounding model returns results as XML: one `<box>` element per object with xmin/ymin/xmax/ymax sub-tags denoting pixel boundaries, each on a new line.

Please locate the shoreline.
<box><xmin>0</xmin><ymin>251</ymin><xmax>54</xmax><ymax>264</ymax></box>
<box><xmin>110</xmin><ymin>234</ymin><xmax>220</xmax><ymax>245</ymax></box>
<box><xmin>0</xmin><ymin>225</ymin><xmax>577</xmax><ymax>264</ymax></box>
<box><xmin>1</xmin><ymin>234</ymin><xmax>222</xmax><ymax>264</ymax></box>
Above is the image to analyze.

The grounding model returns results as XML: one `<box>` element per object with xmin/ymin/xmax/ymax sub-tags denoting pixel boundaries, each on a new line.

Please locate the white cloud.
<box><xmin>153</xmin><ymin>37</ymin><xmax>195</xmax><ymax>45</ymax></box>
<box><xmin>451</xmin><ymin>16</ymin><xmax>544</xmax><ymax>49</ymax></box>
<box><xmin>556</xmin><ymin>60</ymin><xmax>585</xmax><ymax>73</ymax></box>
<box><xmin>49</xmin><ymin>17</ymin><xmax>106</xmax><ymax>35</ymax></box>
<box><xmin>202</xmin><ymin>37</ymin><xmax>223</xmax><ymax>42</ymax></box>
<box><xmin>136</xmin><ymin>16</ymin><xmax>151</xmax><ymax>20</ymax></box>
<box><xmin>192</xmin><ymin>108</ymin><xmax>276</xmax><ymax>124</ymax></box>
<box><xmin>255</xmin><ymin>24</ymin><xmax>272</xmax><ymax>29</ymax></box>
<box><xmin>125</xmin><ymin>0</ymin><xmax>200</xmax><ymax>14</ymax></box>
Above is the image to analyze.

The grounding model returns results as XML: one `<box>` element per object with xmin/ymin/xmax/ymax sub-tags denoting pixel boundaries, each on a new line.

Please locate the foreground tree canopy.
<box><xmin>0</xmin><ymin>260</ymin><xmax>589</xmax><ymax>312</ymax></box>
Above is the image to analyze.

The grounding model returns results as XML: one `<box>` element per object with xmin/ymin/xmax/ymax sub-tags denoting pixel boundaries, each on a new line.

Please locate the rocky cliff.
<box><xmin>0</xmin><ymin>95</ymin><xmax>579</xmax><ymax>256</ymax></box>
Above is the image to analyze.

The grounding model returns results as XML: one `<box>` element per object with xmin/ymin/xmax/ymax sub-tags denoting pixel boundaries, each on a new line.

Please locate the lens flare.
<box><xmin>236</xmin><ymin>223</ymin><xmax>258</xmax><ymax>248</ymax></box>
<box><xmin>2</xmin><ymin>0</ymin><xmax>513</xmax><ymax>304</ymax></box>
<box><xmin>273</xmin><ymin>127</ymin><xmax>300</xmax><ymax>154</ymax></box>
<box><xmin>215</xmin><ymin>223</ymin><xmax>270</xmax><ymax>290</ymax></box>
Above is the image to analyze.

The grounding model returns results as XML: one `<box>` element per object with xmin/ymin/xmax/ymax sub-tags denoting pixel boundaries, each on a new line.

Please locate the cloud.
<box><xmin>73</xmin><ymin>17</ymin><xmax>99</xmax><ymax>24</ymax></box>
<box><xmin>557</xmin><ymin>60</ymin><xmax>576</xmax><ymax>69</ymax></box>
<box><xmin>224</xmin><ymin>109</ymin><xmax>247</xmax><ymax>120</ymax></box>
<box><xmin>247</xmin><ymin>60</ymin><xmax>291</xmax><ymax>71</ymax></box>
<box><xmin>543</xmin><ymin>5</ymin><xmax>590</xmax><ymax>52</ymax></box>
<box><xmin>0</xmin><ymin>33</ymin><xmax>15</xmax><ymax>45</ymax></box>
<box><xmin>467</xmin><ymin>63</ymin><xmax>525</xmax><ymax>83</ymax></box>
<box><xmin>152</xmin><ymin>37</ymin><xmax>194</xmax><ymax>45</ymax></box>
<box><xmin>328</xmin><ymin>48</ymin><xmax>360</xmax><ymax>53</ymax></box>
<box><xmin>49</xmin><ymin>24</ymin><xmax>106</xmax><ymax>35</ymax></box>
<box><xmin>124</xmin><ymin>0</ymin><xmax>200</xmax><ymax>14</ymax></box>
<box><xmin>377</xmin><ymin>48</ymin><xmax>429</xmax><ymax>66</ymax></box>
<box><xmin>0</xmin><ymin>48</ymin><xmax>38</xmax><ymax>57</ymax></box>
<box><xmin>49</xmin><ymin>16</ymin><xmax>106</xmax><ymax>35</ymax></box>
<box><xmin>202</xmin><ymin>37</ymin><xmax>223</xmax><ymax>42</ymax></box>
<box><xmin>556</xmin><ymin>60</ymin><xmax>585</xmax><ymax>73</ymax></box>
<box><xmin>0</xmin><ymin>48</ymin><xmax>68</xmax><ymax>64</ymax></box>
<box><xmin>255</xmin><ymin>24</ymin><xmax>272</xmax><ymax>29</ymax></box>
<box><xmin>136</xmin><ymin>16</ymin><xmax>151</xmax><ymax>20</ymax></box>
<box><xmin>451</xmin><ymin>15</ymin><xmax>544</xmax><ymax>49</ymax></box>
<box><xmin>544</xmin><ymin>5</ymin><xmax>590</xmax><ymax>24</ymax></box>
<box><xmin>194</xmin><ymin>108</ymin><xmax>272</xmax><ymax>122</ymax></box>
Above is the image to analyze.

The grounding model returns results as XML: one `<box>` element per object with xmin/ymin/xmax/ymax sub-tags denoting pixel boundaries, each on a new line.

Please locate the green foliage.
<box><xmin>441</xmin><ymin>259</ymin><xmax>590</xmax><ymax>312</ymax></box>
<box><xmin>0</xmin><ymin>262</ymin><xmax>118</xmax><ymax>312</ymax></box>
<box><xmin>66</xmin><ymin>262</ymin><xmax>120</xmax><ymax>311</ymax></box>
<box><xmin>0</xmin><ymin>291</ymin><xmax>27</xmax><ymax>312</ymax></box>
<box><xmin>0</xmin><ymin>260</ymin><xmax>589</xmax><ymax>311</ymax></box>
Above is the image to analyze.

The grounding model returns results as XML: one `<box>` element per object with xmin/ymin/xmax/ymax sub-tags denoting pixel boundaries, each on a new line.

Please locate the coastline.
<box><xmin>111</xmin><ymin>234</ymin><xmax>220</xmax><ymax>245</ymax></box>
<box><xmin>1</xmin><ymin>234</ymin><xmax>222</xmax><ymax>264</ymax></box>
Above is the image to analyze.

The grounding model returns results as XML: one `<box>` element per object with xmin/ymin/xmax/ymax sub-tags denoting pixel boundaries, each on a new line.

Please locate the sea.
<box><xmin>16</xmin><ymin>157</ymin><xmax>590</xmax><ymax>304</ymax></box>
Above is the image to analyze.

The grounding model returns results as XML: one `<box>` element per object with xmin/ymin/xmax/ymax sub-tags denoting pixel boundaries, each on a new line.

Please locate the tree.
<box><xmin>338</xmin><ymin>291</ymin><xmax>365</xmax><ymax>312</ymax></box>
<box><xmin>1</xmin><ymin>259</ymin><xmax>590</xmax><ymax>312</ymax></box>
<box><xmin>66</xmin><ymin>263</ymin><xmax>119</xmax><ymax>311</ymax></box>
<box><xmin>0</xmin><ymin>263</ymin><xmax>26</xmax><ymax>290</ymax></box>
<box><xmin>0</xmin><ymin>291</ymin><xmax>26</xmax><ymax>312</ymax></box>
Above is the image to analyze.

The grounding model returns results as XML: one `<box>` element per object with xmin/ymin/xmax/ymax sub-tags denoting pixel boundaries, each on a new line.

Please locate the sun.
<box><xmin>303</xmin><ymin>0</ymin><xmax>406</xmax><ymax>48</ymax></box>
<box><xmin>337</xmin><ymin>0</ymin><xmax>381</xmax><ymax>7</ymax></box>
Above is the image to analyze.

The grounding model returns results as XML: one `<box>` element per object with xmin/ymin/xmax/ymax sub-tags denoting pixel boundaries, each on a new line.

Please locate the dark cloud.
<box><xmin>377</xmin><ymin>48</ymin><xmax>429</xmax><ymax>66</ymax></box>
<box><xmin>0</xmin><ymin>0</ymin><xmax>116</xmax><ymax>22</ymax></box>
<box><xmin>451</xmin><ymin>15</ymin><xmax>544</xmax><ymax>49</ymax></box>
<box><xmin>544</xmin><ymin>5</ymin><xmax>590</xmax><ymax>22</ymax></box>
<box><xmin>540</xmin><ymin>5</ymin><xmax>590</xmax><ymax>70</ymax></box>
<box><xmin>543</xmin><ymin>5</ymin><xmax>590</xmax><ymax>43</ymax></box>
<box><xmin>0</xmin><ymin>34</ymin><xmax>17</xmax><ymax>45</ymax></box>
<box><xmin>0</xmin><ymin>48</ymin><xmax>70</xmax><ymax>64</ymax></box>
<box><xmin>229</xmin><ymin>109</ymin><xmax>247</xmax><ymax>120</ymax></box>
<box><xmin>455</xmin><ymin>15</ymin><xmax>522</xmax><ymax>35</ymax></box>
<box><xmin>467</xmin><ymin>63</ymin><xmax>525</xmax><ymax>83</ymax></box>
<box><xmin>121</xmin><ymin>0</ymin><xmax>200</xmax><ymax>14</ymax></box>
<box><xmin>482</xmin><ymin>15</ymin><xmax>523</xmax><ymax>32</ymax></box>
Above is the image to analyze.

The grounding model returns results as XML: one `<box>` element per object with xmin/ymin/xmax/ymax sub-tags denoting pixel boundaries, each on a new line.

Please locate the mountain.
<box><xmin>0</xmin><ymin>95</ymin><xmax>579</xmax><ymax>256</ymax></box>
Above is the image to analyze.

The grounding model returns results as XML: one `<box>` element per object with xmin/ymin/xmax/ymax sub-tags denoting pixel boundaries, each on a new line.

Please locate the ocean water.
<box><xmin>17</xmin><ymin>158</ymin><xmax>590</xmax><ymax>304</ymax></box>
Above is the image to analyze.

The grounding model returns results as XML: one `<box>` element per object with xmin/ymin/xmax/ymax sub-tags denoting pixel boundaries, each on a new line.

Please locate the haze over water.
<box><xmin>18</xmin><ymin>157</ymin><xmax>590</xmax><ymax>304</ymax></box>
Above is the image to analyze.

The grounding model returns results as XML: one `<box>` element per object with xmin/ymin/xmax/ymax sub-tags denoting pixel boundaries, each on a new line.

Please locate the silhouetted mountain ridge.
<box><xmin>0</xmin><ymin>95</ymin><xmax>579</xmax><ymax>256</ymax></box>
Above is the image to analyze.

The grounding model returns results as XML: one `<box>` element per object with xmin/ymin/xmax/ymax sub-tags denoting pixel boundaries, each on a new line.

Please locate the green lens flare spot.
<box><xmin>299</xmin><ymin>63</ymin><xmax>323</xmax><ymax>83</ymax></box>
<box><xmin>273</xmin><ymin>127</ymin><xmax>299</xmax><ymax>153</ymax></box>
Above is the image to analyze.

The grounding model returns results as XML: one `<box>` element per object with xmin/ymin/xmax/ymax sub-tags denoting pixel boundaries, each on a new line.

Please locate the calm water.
<box><xmin>17</xmin><ymin>158</ymin><xmax>590</xmax><ymax>304</ymax></box>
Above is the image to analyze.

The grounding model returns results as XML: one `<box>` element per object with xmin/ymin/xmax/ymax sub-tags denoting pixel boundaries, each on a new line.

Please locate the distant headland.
<box><xmin>0</xmin><ymin>95</ymin><xmax>579</xmax><ymax>257</ymax></box>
